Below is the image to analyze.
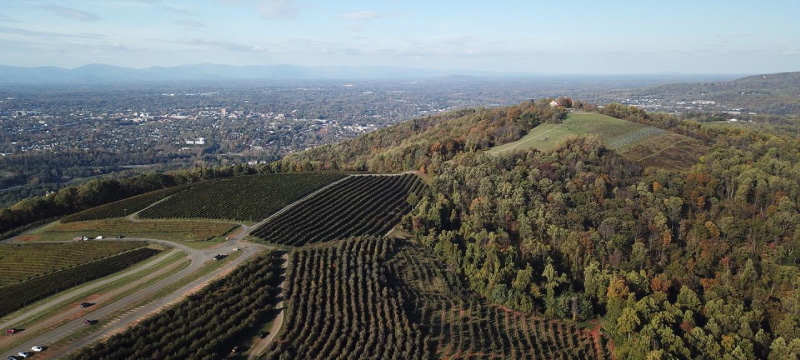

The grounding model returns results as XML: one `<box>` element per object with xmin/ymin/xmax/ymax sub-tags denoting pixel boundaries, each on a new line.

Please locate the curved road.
<box><xmin>1</xmin><ymin>222</ymin><xmax>269</xmax><ymax>360</ymax></box>
<box><xmin>0</xmin><ymin>248</ymin><xmax>180</xmax><ymax>331</ymax></box>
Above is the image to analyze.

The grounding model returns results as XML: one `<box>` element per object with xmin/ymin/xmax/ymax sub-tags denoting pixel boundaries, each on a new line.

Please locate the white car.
<box><xmin>31</xmin><ymin>345</ymin><xmax>44</xmax><ymax>352</ymax></box>
<box><xmin>17</xmin><ymin>352</ymin><xmax>31</xmax><ymax>358</ymax></box>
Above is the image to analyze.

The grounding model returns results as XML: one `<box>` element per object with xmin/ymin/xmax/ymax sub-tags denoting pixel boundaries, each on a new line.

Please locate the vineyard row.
<box><xmin>138</xmin><ymin>173</ymin><xmax>345</xmax><ymax>222</ymax></box>
<box><xmin>252</xmin><ymin>174</ymin><xmax>424</xmax><ymax>246</ymax></box>
<box><xmin>68</xmin><ymin>251</ymin><xmax>284</xmax><ymax>360</ymax></box>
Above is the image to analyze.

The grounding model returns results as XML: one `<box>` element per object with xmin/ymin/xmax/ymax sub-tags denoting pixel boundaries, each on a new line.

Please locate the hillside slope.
<box><xmin>278</xmin><ymin>102</ymin><xmax>706</xmax><ymax>173</ymax></box>
<box><xmin>276</xmin><ymin>99</ymin><xmax>567</xmax><ymax>173</ymax></box>
<box><xmin>274</xmin><ymin>100</ymin><xmax>800</xmax><ymax>359</ymax></box>
<box><xmin>488</xmin><ymin>112</ymin><xmax>707</xmax><ymax>169</ymax></box>
<box><xmin>635</xmin><ymin>71</ymin><xmax>800</xmax><ymax>115</ymax></box>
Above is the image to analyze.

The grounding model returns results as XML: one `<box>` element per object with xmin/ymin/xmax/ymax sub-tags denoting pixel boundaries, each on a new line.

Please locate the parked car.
<box><xmin>31</xmin><ymin>345</ymin><xmax>44</xmax><ymax>352</ymax></box>
<box><xmin>80</xmin><ymin>302</ymin><xmax>94</xmax><ymax>308</ymax></box>
<box><xmin>4</xmin><ymin>328</ymin><xmax>17</xmax><ymax>334</ymax></box>
<box><xmin>8</xmin><ymin>356</ymin><xmax>17</xmax><ymax>360</ymax></box>
<box><xmin>17</xmin><ymin>352</ymin><xmax>30</xmax><ymax>358</ymax></box>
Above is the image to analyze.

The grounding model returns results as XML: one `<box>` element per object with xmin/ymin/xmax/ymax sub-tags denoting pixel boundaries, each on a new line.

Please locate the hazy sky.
<box><xmin>1</xmin><ymin>0</ymin><xmax>798</xmax><ymax>74</ymax></box>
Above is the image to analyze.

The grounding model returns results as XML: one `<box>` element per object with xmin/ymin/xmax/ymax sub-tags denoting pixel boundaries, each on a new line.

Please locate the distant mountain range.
<box><xmin>0</xmin><ymin>64</ymin><xmax>510</xmax><ymax>84</ymax></box>
<box><xmin>0</xmin><ymin>63</ymin><xmax>743</xmax><ymax>84</ymax></box>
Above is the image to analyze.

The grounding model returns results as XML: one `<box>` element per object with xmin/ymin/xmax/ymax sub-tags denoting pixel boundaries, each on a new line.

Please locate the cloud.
<box><xmin>0</xmin><ymin>25</ymin><xmax>105</xmax><ymax>40</ymax></box>
<box><xmin>340</xmin><ymin>11</ymin><xmax>385</xmax><ymax>21</ymax></box>
<box><xmin>340</xmin><ymin>11</ymin><xmax>392</xmax><ymax>32</ymax></box>
<box><xmin>40</xmin><ymin>4</ymin><xmax>99</xmax><ymax>21</ymax></box>
<box><xmin>257</xmin><ymin>0</ymin><xmax>297</xmax><ymax>19</ymax></box>
<box><xmin>158</xmin><ymin>5</ymin><xmax>195</xmax><ymax>15</ymax></box>
<box><xmin>132</xmin><ymin>1</ymin><xmax>194</xmax><ymax>15</ymax></box>
<box><xmin>0</xmin><ymin>12</ymin><xmax>27</xmax><ymax>24</ymax></box>
<box><xmin>156</xmin><ymin>38</ymin><xmax>261</xmax><ymax>52</ymax></box>
<box><xmin>177</xmin><ymin>19</ymin><xmax>205</xmax><ymax>29</ymax></box>
<box><xmin>217</xmin><ymin>0</ymin><xmax>298</xmax><ymax>19</ymax></box>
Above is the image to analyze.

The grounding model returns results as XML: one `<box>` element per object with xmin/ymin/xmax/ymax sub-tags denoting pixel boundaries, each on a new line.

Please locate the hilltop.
<box><xmin>278</xmin><ymin>100</ymin><xmax>707</xmax><ymax>172</ymax></box>
<box><xmin>488</xmin><ymin>112</ymin><xmax>707</xmax><ymax>169</ymax></box>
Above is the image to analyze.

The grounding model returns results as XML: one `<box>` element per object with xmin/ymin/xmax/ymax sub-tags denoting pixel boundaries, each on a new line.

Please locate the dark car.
<box><xmin>83</xmin><ymin>319</ymin><xmax>96</xmax><ymax>325</ymax></box>
<box><xmin>80</xmin><ymin>302</ymin><xmax>94</xmax><ymax>308</ymax></box>
<box><xmin>258</xmin><ymin>331</ymin><xmax>269</xmax><ymax>339</ymax></box>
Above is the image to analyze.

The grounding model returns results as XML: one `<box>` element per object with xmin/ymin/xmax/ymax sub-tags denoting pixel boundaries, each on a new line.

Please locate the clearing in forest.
<box><xmin>488</xmin><ymin>112</ymin><xmax>707</xmax><ymax>169</ymax></box>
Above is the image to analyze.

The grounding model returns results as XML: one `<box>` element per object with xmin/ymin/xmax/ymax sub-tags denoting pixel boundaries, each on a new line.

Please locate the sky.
<box><xmin>0</xmin><ymin>0</ymin><xmax>798</xmax><ymax>74</ymax></box>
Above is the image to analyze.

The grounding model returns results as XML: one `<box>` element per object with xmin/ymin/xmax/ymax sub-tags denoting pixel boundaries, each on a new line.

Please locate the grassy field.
<box><xmin>29</xmin><ymin>218</ymin><xmax>237</xmax><ymax>243</ymax></box>
<box><xmin>0</xmin><ymin>241</ymin><xmax>147</xmax><ymax>286</ymax></box>
<box><xmin>489</xmin><ymin>112</ymin><xmax>658</xmax><ymax>153</ymax></box>
<box><xmin>488</xmin><ymin>112</ymin><xmax>707</xmax><ymax>169</ymax></box>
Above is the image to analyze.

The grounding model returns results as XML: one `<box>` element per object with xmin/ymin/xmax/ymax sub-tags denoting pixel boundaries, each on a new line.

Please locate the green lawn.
<box><xmin>488</xmin><ymin>112</ymin><xmax>663</xmax><ymax>154</ymax></box>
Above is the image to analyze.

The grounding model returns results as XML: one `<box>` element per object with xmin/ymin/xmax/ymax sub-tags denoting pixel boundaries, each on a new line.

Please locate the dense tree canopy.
<box><xmin>273</xmin><ymin>101</ymin><xmax>800</xmax><ymax>359</ymax></box>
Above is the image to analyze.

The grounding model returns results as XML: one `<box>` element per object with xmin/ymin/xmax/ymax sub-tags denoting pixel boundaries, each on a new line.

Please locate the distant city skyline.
<box><xmin>0</xmin><ymin>0</ymin><xmax>798</xmax><ymax>74</ymax></box>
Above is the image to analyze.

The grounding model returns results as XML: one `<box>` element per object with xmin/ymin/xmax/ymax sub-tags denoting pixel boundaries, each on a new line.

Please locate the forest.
<box><xmin>271</xmin><ymin>100</ymin><xmax>800</xmax><ymax>359</ymax></box>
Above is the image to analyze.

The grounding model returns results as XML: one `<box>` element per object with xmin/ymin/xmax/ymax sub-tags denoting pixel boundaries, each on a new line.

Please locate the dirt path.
<box><xmin>125</xmin><ymin>194</ymin><xmax>175</xmax><ymax>223</ymax></box>
<box><xmin>248</xmin><ymin>252</ymin><xmax>290</xmax><ymax>358</ymax></box>
<box><xmin>635</xmin><ymin>139</ymin><xmax>690</xmax><ymax>162</ymax></box>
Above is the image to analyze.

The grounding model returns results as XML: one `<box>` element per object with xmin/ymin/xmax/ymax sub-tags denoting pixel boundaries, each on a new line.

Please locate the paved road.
<box><xmin>0</xmin><ymin>250</ymin><xmax>187</xmax><ymax>354</ymax></box>
<box><xmin>0</xmin><ymin>248</ymin><xmax>179</xmax><ymax>331</ymax></box>
<box><xmin>1</xmin><ymin>223</ymin><xmax>267</xmax><ymax>360</ymax></box>
<box><xmin>1</xmin><ymin>173</ymin><xmax>425</xmax><ymax>359</ymax></box>
<box><xmin>43</xmin><ymin>241</ymin><xmax>265</xmax><ymax>359</ymax></box>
